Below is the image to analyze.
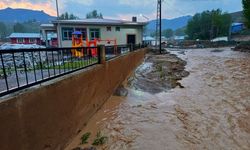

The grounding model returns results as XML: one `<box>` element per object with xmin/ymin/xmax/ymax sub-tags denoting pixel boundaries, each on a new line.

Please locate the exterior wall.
<box><xmin>58</xmin><ymin>24</ymin><xmax>143</xmax><ymax>47</ymax></box>
<box><xmin>0</xmin><ymin>48</ymin><xmax>147</xmax><ymax>150</ymax></box>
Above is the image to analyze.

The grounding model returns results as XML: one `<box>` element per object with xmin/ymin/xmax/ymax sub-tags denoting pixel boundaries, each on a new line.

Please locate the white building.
<box><xmin>41</xmin><ymin>18</ymin><xmax>146</xmax><ymax>48</ymax></box>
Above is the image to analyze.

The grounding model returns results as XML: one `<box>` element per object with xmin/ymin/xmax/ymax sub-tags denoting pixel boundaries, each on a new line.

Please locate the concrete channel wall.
<box><xmin>0</xmin><ymin>48</ymin><xmax>147</xmax><ymax>150</ymax></box>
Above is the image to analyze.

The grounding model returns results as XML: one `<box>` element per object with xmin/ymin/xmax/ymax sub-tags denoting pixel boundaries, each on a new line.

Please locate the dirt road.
<box><xmin>66</xmin><ymin>47</ymin><xmax>250</xmax><ymax>150</ymax></box>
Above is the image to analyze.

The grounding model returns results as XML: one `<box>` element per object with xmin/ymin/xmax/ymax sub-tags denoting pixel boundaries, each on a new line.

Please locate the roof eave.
<box><xmin>52</xmin><ymin>20</ymin><xmax>146</xmax><ymax>26</ymax></box>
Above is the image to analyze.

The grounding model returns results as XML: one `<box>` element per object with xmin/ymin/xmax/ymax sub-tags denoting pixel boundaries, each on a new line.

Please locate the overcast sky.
<box><xmin>0</xmin><ymin>0</ymin><xmax>243</xmax><ymax>21</ymax></box>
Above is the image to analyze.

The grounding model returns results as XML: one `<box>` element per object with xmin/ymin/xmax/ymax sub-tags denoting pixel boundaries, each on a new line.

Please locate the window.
<box><xmin>75</xmin><ymin>28</ymin><xmax>87</xmax><ymax>40</ymax></box>
<box><xmin>29</xmin><ymin>38</ymin><xmax>36</xmax><ymax>43</ymax></box>
<box><xmin>116</xmin><ymin>27</ymin><xmax>121</xmax><ymax>31</ymax></box>
<box><xmin>107</xmin><ymin>26</ymin><xmax>112</xmax><ymax>31</ymax></box>
<box><xmin>17</xmin><ymin>38</ymin><xmax>24</xmax><ymax>43</ymax></box>
<box><xmin>62</xmin><ymin>27</ymin><xmax>73</xmax><ymax>40</ymax></box>
<box><xmin>89</xmin><ymin>28</ymin><xmax>100</xmax><ymax>40</ymax></box>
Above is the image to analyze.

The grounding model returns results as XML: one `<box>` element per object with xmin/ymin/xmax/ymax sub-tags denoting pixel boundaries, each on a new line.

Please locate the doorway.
<box><xmin>127</xmin><ymin>34</ymin><xmax>136</xmax><ymax>44</ymax></box>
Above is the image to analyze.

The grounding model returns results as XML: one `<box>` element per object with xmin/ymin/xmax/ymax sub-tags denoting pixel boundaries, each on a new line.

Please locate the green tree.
<box><xmin>23</xmin><ymin>20</ymin><xmax>40</xmax><ymax>33</ymax></box>
<box><xmin>175</xmin><ymin>27</ymin><xmax>186</xmax><ymax>36</ymax></box>
<box><xmin>0</xmin><ymin>22</ymin><xmax>7</xmax><ymax>40</ymax></box>
<box><xmin>163</xmin><ymin>29</ymin><xmax>174</xmax><ymax>38</ymax></box>
<box><xmin>59</xmin><ymin>12</ymin><xmax>79</xmax><ymax>20</ymax></box>
<box><xmin>86</xmin><ymin>10</ymin><xmax>103</xmax><ymax>19</ymax></box>
<box><xmin>242</xmin><ymin>0</ymin><xmax>250</xmax><ymax>28</ymax></box>
<box><xmin>186</xmin><ymin>9</ymin><xmax>231</xmax><ymax>40</ymax></box>
<box><xmin>13</xmin><ymin>23</ymin><xmax>26</xmax><ymax>33</ymax></box>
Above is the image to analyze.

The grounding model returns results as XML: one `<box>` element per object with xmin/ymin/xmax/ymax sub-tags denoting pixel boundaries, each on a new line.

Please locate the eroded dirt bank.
<box><xmin>127</xmin><ymin>51</ymin><xmax>189</xmax><ymax>94</ymax></box>
<box><xmin>65</xmin><ymin>47</ymin><xmax>250</xmax><ymax>150</ymax></box>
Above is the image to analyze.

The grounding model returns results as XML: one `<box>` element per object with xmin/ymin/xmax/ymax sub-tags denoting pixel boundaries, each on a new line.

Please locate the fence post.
<box><xmin>99</xmin><ymin>45</ymin><xmax>106</xmax><ymax>64</ymax></box>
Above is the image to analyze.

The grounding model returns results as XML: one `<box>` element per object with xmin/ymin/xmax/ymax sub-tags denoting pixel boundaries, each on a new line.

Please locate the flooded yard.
<box><xmin>66</xmin><ymin>47</ymin><xmax>250</xmax><ymax>150</ymax></box>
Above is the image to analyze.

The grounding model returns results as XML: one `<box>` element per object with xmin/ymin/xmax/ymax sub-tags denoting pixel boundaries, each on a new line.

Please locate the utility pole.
<box><xmin>56</xmin><ymin>0</ymin><xmax>60</xmax><ymax>19</ymax></box>
<box><xmin>55</xmin><ymin>0</ymin><xmax>62</xmax><ymax>48</ymax></box>
<box><xmin>156</xmin><ymin>0</ymin><xmax>162</xmax><ymax>54</ymax></box>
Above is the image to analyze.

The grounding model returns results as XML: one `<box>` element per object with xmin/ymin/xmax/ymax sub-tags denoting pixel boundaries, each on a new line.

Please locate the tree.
<box><xmin>13</xmin><ymin>23</ymin><xmax>26</xmax><ymax>33</ymax></box>
<box><xmin>186</xmin><ymin>9</ymin><xmax>231</xmax><ymax>40</ymax></box>
<box><xmin>175</xmin><ymin>27</ymin><xmax>186</xmax><ymax>36</ymax></box>
<box><xmin>0</xmin><ymin>22</ymin><xmax>7</xmax><ymax>40</ymax></box>
<box><xmin>163</xmin><ymin>29</ymin><xmax>174</xmax><ymax>38</ymax></box>
<box><xmin>22</xmin><ymin>20</ymin><xmax>40</xmax><ymax>33</ymax></box>
<box><xmin>59</xmin><ymin>12</ymin><xmax>79</xmax><ymax>20</ymax></box>
<box><xmin>242</xmin><ymin>0</ymin><xmax>250</xmax><ymax>28</ymax></box>
<box><xmin>86</xmin><ymin>10</ymin><xmax>103</xmax><ymax>19</ymax></box>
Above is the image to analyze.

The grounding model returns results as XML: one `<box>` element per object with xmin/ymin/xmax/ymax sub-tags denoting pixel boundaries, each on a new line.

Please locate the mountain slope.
<box><xmin>0</xmin><ymin>8</ymin><xmax>56</xmax><ymax>23</ymax></box>
<box><xmin>230</xmin><ymin>11</ymin><xmax>244</xmax><ymax>23</ymax></box>
<box><xmin>146</xmin><ymin>15</ymin><xmax>192</xmax><ymax>32</ymax></box>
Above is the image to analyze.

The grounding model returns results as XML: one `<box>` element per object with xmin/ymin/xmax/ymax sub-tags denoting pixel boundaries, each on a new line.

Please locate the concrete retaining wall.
<box><xmin>0</xmin><ymin>48</ymin><xmax>146</xmax><ymax>150</ymax></box>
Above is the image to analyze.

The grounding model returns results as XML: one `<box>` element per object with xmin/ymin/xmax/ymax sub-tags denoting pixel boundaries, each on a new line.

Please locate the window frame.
<box><xmin>115</xmin><ymin>27</ymin><xmax>121</xmax><ymax>32</ymax></box>
<box><xmin>75</xmin><ymin>28</ymin><xmax>87</xmax><ymax>40</ymax></box>
<box><xmin>61</xmin><ymin>27</ymin><xmax>74</xmax><ymax>41</ymax></box>
<box><xmin>106</xmin><ymin>26</ymin><xmax>112</xmax><ymax>31</ymax></box>
<box><xmin>29</xmin><ymin>38</ymin><xmax>36</xmax><ymax>43</ymax></box>
<box><xmin>89</xmin><ymin>28</ymin><xmax>101</xmax><ymax>40</ymax></box>
<box><xmin>17</xmin><ymin>38</ymin><xmax>24</xmax><ymax>43</ymax></box>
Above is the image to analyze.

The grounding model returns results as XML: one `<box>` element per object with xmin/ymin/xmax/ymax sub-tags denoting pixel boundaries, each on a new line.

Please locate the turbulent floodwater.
<box><xmin>66</xmin><ymin>47</ymin><xmax>250</xmax><ymax>150</ymax></box>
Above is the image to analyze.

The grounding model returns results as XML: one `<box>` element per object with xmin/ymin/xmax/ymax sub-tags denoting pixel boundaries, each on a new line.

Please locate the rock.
<box><xmin>114</xmin><ymin>85</ymin><xmax>128</xmax><ymax>96</ymax></box>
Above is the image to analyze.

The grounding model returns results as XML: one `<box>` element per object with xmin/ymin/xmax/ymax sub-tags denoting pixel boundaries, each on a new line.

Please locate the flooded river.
<box><xmin>66</xmin><ymin>47</ymin><xmax>250</xmax><ymax>150</ymax></box>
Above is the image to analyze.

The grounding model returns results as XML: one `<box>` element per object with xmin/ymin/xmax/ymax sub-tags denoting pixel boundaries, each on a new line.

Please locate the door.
<box><xmin>127</xmin><ymin>34</ymin><xmax>136</xmax><ymax>44</ymax></box>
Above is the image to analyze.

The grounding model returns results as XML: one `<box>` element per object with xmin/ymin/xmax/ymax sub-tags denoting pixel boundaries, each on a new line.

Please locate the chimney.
<box><xmin>132</xmin><ymin>17</ymin><xmax>137</xmax><ymax>22</ymax></box>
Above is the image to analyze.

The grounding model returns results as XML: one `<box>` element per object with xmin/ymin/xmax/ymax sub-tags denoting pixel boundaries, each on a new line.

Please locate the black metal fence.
<box><xmin>0</xmin><ymin>44</ymin><xmax>146</xmax><ymax>97</ymax></box>
<box><xmin>105</xmin><ymin>44</ymin><xmax>146</xmax><ymax>61</ymax></box>
<box><xmin>0</xmin><ymin>46</ymin><xmax>100</xmax><ymax>96</ymax></box>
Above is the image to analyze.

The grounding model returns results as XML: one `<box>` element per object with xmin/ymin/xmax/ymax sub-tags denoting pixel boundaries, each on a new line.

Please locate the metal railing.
<box><xmin>0</xmin><ymin>44</ymin><xmax>146</xmax><ymax>97</ymax></box>
<box><xmin>0</xmin><ymin>46</ymin><xmax>100</xmax><ymax>96</ymax></box>
<box><xmin>105</xmin><ymin>43</ymin><xmax>146</xmax><ymax>61</ymax></box>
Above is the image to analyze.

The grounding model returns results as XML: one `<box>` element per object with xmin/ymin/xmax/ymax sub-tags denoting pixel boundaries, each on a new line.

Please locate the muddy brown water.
<box><xmin>65</xmin><ymin>47</ymin><xmax>250</xmax><ymax>150</ymax></box>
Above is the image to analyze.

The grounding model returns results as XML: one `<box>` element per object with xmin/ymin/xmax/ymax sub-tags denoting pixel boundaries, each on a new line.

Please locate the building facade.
<box><xmin>41</xmin><ymin>18</ymin><xmax>146</xmax><ymax>48</ymax></box>
<box><xmin>9</xmin><ymin>33</ymin><xmax>41</xmax><ymax>45</ymax></box>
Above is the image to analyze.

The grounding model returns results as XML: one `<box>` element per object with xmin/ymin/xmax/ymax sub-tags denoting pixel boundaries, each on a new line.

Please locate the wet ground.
<box><xmin>65</xmin><ymin>47</ymin><xmax>250</xmax><ymax>150</ymax></box>
<box><xmin>127</xmin><ymin>51</ymin><xmax>189</xmax><ymax>94</ymax></box>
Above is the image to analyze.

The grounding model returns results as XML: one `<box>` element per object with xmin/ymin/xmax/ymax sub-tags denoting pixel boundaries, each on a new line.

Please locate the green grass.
<box><xmin>92</xmin><ymin>131</ymin><xmax>108</xmax><ymax>146</ymax></box>
<box><xmin>81</xmin><ymin>132</ymin><xmax>91</xmax><ymax>144</ymax></box>
<box><xmin>49</xmin><ymin>58</ymin><xmax>98</xmax><ymax>69</ymax></box>
<box><xmin>0</xmin><ymin>58</ymin><xmax>98</xmax><ymax>76</ymax></box>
